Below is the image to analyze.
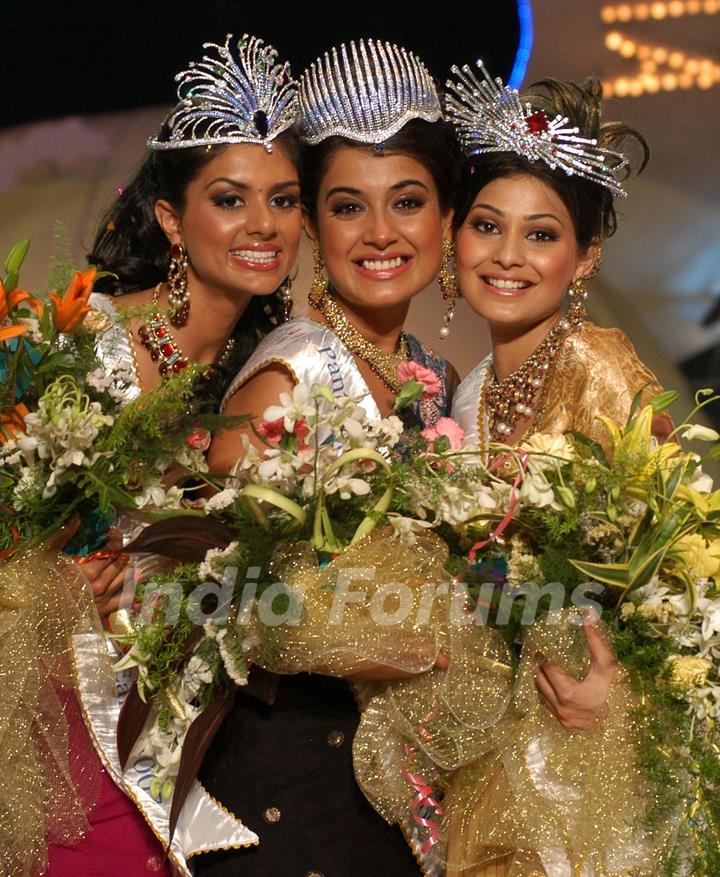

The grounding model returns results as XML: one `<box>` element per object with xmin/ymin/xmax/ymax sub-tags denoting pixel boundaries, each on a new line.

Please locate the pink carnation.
<box><xmin>422</xmin><ymin>417</ymin><xmax>465</xmax><ymax>450</ymax></box>
<box><xmin>396</xmin><ymin>361</ymin><xmax>442</xmax><ymax>400</ymax></box>
<box><xmin>257</xmin><ymin>416</ymin><xmax>285</xmax><ymax>444</ymax></box>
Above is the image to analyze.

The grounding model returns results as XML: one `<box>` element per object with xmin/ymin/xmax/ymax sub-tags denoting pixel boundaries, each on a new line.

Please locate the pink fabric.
<box><xmin>46</xmin><ymin>737</ymin><xmax>170</xmax><ymax>877</ymax></box>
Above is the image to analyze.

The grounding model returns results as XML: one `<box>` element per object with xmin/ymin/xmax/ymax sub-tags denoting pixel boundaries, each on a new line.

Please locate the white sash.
<box><xmin>450</xmin><ymin>354</ymin><xmax>492</xmax><ymax>447</ymax></box>
<box><xmin>222</xmin><ymin>317</ymin><xmax>382</xmax><ymax>419</ymax></box>
<box><xmin>73</xmin><ymin>634</ymin><xmax>258</xmax><ymax>876</ymax></box>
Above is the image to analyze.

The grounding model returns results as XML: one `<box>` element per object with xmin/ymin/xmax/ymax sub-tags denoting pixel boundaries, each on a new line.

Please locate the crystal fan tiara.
<box><xmin>445</xmin><ymin>60</ymin><xmax>629</xmax><ymax>196</ymax></box>
<box><xmin>148</xmin><ymin>34</ymin><xmax>298</xmax><ymax>152</ymax></box>
<box><xmin>299</xmin><ymin>38</ymin><xmax>442</xmax><ymax>146</ymax></box>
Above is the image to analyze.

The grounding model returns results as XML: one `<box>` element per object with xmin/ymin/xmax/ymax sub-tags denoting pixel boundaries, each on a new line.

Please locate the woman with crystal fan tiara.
<box><xmin>46</xmin><ymin>34</ymin><xmax>303</xmax><ymax>877</ymax></box>
<box><xmin>195</xmin><ymin>39</ymin><xmax>460</xmax><ymax>877</ymax></box>
<box><xmin>443</xmin><ymin>64</ymin><xmax>671</xmax><ymax>876</ymax></box>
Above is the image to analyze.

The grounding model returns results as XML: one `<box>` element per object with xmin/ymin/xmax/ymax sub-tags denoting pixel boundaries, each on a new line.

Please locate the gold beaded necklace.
<box><xmin>477</xmin><ymin>303</ymin><xmax>586</xmax><ymax>454</ymax></box>
<box><xmin>310</xmin><ymin>288</ymin><xmax>410</xmax><ymax>393</ymax></box>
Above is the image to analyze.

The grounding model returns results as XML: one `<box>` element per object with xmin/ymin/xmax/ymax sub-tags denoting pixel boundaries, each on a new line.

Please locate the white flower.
<box><xmin>132</xmin><ymin>483</ymin><xmax>184</xmax><ymax>510</ymax></box>
<box><xmin>519</xmin><ymin>470</ymin><xmax>560</xmax><ymax>510</ymax></box>
<box><xmin>330</xmin><ymin>473</ymin><xmax>372</xmax><ymax>500</ymax></box>
<box><xmin>13</xmin><ymin>466</ymin><xmax>44</xmax><ymax>505</ymax></box>
<box><xmin>204</xmin><ymin>487</ymin><xmax>240</xmax><ymax>513</ymax></box>
<box><xmin>386</xmin><ymin>514</ymin><xmax>435</xmax><ymax>546</ymax></box>
<box><xmin>680</xmin><ymin>424</ymin><xmax>720</xmax><ymax>443</ymax></box>
<box><xmin>374</xmin><ymin>415</ymin><xmax>404</xmax><ymax>448</ymax></box>
<box><xmin>263</xmin><ymin>383</ymin><xmax>313</xmax><ymax>432</ymax></box>
<box><xmin>521</xmin><ymin>433</ymin><xmax>576</xmax><ymax>472</ymax></box>
<box><xmin>700</xmin><ymin>598</ymin><xmax>720</xmax><ymax>643</ymax></box>
<box><xmin>173</xmin><ymin>445</ymin><xmax>210</xmax><ymax>474</ymax></box>
<box><xmin>198</xmin><ymin>541</ymin><xmax>242</xmax><ymax>582</ymax></box>
<box><xmin>182</xmin><ymin>654</ymin><xmax>214</xmax><ymax>699</ymax></box>
<box><xmin>688</xmin><ymin>465</ymin><xmax>714</xmax><ymax>494</ymax></box>
<box><xmin>687</xmin><ymin>684</ymin><xmax>720</xmax><ymax>721</ymax></box>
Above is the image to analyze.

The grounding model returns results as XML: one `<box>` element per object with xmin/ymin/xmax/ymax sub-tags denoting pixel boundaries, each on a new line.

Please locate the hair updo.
<box><xmin>301</xmin><ymin>117</ymin><xmax>462</xmax><ymax>220</ymax></box>
<box><xmin>452</xmin><ymin>77</ymin><xmax>649</xmax><ymax>248</ymax></box>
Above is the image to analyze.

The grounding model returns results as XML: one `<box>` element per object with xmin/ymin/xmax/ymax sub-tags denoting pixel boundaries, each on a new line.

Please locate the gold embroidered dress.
<box><xmin>452</xmin><ymin>322</ymin><xmax>663</xmax><ymax>456</ymax></box>
<box><xmin>445</xmin><ymin>322</ymin><xmax>672</xmax><ymax>877</ymax></box>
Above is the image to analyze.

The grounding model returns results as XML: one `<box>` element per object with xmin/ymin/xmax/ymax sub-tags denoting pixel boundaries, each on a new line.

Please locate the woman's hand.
<box><xmin>344</xmin><ymin>652</ymin><xmax>449</xmax><ymax>682</ymax></box>
<box><xmin>533</xmin><ymin>613</ymin><xmax>619</xmax><ymax>732</ymax></box>
<box><xmin>76</xmin><ymin>529</ymin><xmax>131</xmax><ymax>618</ymax></box>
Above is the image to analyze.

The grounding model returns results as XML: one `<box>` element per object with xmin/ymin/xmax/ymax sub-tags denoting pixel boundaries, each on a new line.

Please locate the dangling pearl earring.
<box><xmin>438</xmin><ymin>239</ymin><xmax>460</xmax><ymax>339</ymax></box>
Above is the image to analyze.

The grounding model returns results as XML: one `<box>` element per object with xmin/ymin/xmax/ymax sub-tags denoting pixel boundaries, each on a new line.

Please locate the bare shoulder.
<box><xmin>223</xmin><ymin>363</ymin><xmax>296</xmax><ymax>417</ymax></box>
<box><xmin>210</xmin><ymin>363</ymin><xmax>297</xmax><ymax>473</ymax></box>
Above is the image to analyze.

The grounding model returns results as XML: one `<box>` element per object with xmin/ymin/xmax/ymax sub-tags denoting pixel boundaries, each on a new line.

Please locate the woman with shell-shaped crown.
<box><xmin>194</xmin><ymin>39</ymin><xmax>462</xmax><ymax>877</ymax></box>
<box><xmin>440</xmin><ymin>62</ymin><xmax>673</xmax><ymax>877</ymax></box>
<box><xmin>42</xmin><ymin>34</ymin><xmax>304</xmax><ymax>877</ymax></box>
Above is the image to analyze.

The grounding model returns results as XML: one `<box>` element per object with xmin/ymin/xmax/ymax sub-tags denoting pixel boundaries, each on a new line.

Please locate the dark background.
<box><xmin>4</xmin><ymin>0</ymin><xmax>520</xmax><ymax>127</ymax></box>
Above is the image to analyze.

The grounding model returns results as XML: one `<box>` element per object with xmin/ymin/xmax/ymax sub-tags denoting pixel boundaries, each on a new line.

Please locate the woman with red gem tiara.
<box><xmin>442</xmin><ymin>65</ymin><xmax>672</xmax><ymax>877</ymax></box>
<box><xmin>194</xmin><ymin>39</ymin><xmax>461</xmax><ymax>877</ymax></box>
<box><xmin>43</xmin><ymin>34</ymin><xmax>304</xmax><ymax>877</ymax></box>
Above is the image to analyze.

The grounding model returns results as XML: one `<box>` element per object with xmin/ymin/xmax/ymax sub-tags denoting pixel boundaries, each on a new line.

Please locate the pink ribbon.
<box><xmin>468</xmin><ymin>450</ymin><xmax>529</xmax><ymax>563</ymax></box>
<box><xmin>402</xmin><ymin>743</ymin><xmax>444</xmax><ymax>853</ymax></box>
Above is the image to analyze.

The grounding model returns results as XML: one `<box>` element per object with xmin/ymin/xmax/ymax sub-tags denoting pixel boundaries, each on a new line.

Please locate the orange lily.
<box><xmin>49</xmin><ymin>267</ymin><xmax>97</xmax><ymax>333</ymax></box>
<box><xmin>0</xmin><ymin>324</ymin><xmax>28</xmax><ymax>343</ymax></box>
<box><xmin>0</xmin><ymin>279</ymin><xmax>32</xmax><ymax>323</ymax></box>
<box><xmin>0</xmin><ymin>402</ymin><xmax>29</xmax><ymax>444</ymax></box>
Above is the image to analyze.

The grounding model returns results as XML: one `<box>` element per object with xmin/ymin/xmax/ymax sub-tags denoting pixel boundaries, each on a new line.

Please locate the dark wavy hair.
<box><xmin>88</xmin><ymin>127</ymin><xmax>303</xmax><ymax>406</ymax></box>
<box><xmin>301</xmin><ymin>117</ymin><xmax>461</xmax><ymax>219</ymax></box>
<box><xmin>452</xmin><ymin>77</ymin><xmax>650</xmax><ymax>248</ymax></box>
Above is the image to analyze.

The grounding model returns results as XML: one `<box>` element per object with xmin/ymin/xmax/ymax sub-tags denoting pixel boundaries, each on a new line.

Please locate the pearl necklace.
<box><xmin>478</xmin><ymin>304</ymin><xmax>585</xmax><ymax>452</ymax></box>
<box><xmin>311</xmin><ymin>288</ymin><xmax>409</xmax><ymax>392</ymax></box>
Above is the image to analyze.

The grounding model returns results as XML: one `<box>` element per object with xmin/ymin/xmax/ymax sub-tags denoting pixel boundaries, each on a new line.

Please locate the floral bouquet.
<box><xmin>0</xmin><ymin>239</ymin><xmax>218</xmax><ymax>557</ymax></box>
<box><xmin>384</xmin><ymin>392</ymin><xmax>720</xmax><ymax>875</ymax></box>
<box><xmin>112</xmin><ymin>376</ymin><xmax>512</xmax><ymax>843</ymax></box>
<box><xmin>0</xmin><ymin>239</ymin><xmax>233</xmax><ymax>877</ymax></box>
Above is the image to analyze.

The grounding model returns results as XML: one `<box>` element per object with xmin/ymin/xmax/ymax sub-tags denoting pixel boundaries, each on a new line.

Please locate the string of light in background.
<box><xmin>599</xmin><ymin>2</ymin><xmax>720</xmax><ymax>96</ymax></box>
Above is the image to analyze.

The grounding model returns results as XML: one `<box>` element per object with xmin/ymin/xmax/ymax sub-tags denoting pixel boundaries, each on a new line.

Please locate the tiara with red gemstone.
<box><xmin>445</xmin><ymin>60</ymin><xmax>629</xmax><ymax>197</ymax></box>
<box><xmin>148</xmin><ymin>34</ymin><xmax>298</xmax><ymax>152</ymax></box>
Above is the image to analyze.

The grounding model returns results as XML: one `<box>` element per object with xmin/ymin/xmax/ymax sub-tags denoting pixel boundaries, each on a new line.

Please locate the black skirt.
<box><xmin>194</xmin><ymin>672</ymin><xmax>421</xmax><ymax>877</ymax></box>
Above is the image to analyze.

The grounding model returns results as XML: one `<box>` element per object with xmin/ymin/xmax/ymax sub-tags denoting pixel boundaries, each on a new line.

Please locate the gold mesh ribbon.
<box><xmin>444</xmin><ymin>611</ymin><xmax>675</xmax><ymax>876</ymax></box>
<box><xmin>248</xmin><ymin>531</ymin><xmax>459</xmax><ymax>675</ymax></box>
<box><xmin>0</xmin><ymin>548</ymin><xmax>105</xmax><ymax>877</ymax></box>
<box><xmin>243</xmin><ymin>530</ymin><xmax>514</xmax><ymax>860</ymax></box>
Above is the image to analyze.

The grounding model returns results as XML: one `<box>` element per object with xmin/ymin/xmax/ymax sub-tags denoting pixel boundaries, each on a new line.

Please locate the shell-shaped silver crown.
<box><xmin>299</xmin><ymin>39</ymin><xmax>442</xmax><ymax>145</ymax></box>
<box><xmin>445</xmin><ymin>60</ymin><xmax>629</xmax><ymax>197</ymax></box>
<box><xmin>148</xmin><ymin>34</ymin><xmax>298</xmax><ymax>152</ymax></box>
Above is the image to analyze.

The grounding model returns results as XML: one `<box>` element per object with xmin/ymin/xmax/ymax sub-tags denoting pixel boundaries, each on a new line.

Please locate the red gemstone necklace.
<box><xmin>136</xmin><ymin>283</ymin><xmax>189</xmax><ymax>379</ymax></box>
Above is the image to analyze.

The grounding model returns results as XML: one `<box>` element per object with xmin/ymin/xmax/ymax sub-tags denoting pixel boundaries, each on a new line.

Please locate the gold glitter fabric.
<box><xmin>246</xmin><ymin>530</ymin><xmax>514</xmax><ymax>864</ymax></box>
<box><xmin>0</xmin><ymin>548</ymin><xmax>104</xmax><ymax>877</ymax></box>
<box><xmin>444</xmin><ymin>611</ymin><xmax>675</xmax><ymax>876</ymax></box>
<box><xmin>251</xmin><ymin>530</ymin><xmax>461</xmax><ymax>676</ymax></box>
<box><xmin>536</xmin><ymin>323</ymin><xmax>662</xmax><ymax>457</ymax></box>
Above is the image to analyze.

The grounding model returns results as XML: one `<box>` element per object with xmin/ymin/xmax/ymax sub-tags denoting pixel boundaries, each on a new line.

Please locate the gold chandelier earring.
<box><xmin>276</xmin><ymin>274</ymin><xmax>294</xmax><ymax>322</ymax></box>
<box><xmin>167</xmin><ymin>242</ymin><xmax>190</xmax><ymax>327</ymax></box>
<box><xmin>568</xmin><ymin>246</ymin><xmax>601</xmax><ymax>322</ymax></box>
<box><xmin>438</xmin><ymin>238</ymin><xmax>460</xmax><ymax>339</ymax></box>
<box><xmin>308</xmin><ymin>247</ymin><xmax>329</xmax><ymax>309</ymax></box>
